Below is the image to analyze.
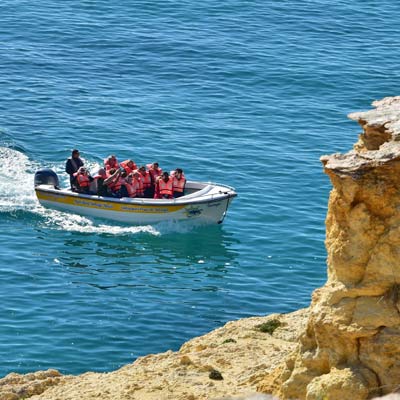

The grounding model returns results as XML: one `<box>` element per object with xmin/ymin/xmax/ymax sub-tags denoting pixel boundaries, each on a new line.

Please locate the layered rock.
<box><xmin>259</xmin><ymin>97</ymin><xmax>400</xmax><ymax>399</ymax></box>
<box><xmin>0</xmin><ymin>310</ymin><xmax>307</xmax><ymax>400</ymax></box>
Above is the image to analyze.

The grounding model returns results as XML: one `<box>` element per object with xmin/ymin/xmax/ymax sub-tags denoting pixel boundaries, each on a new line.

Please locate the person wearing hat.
<box><xmin>65</xmin><ymin>149</ymin><xmax>84</xmax><ymax>190</ymax></box>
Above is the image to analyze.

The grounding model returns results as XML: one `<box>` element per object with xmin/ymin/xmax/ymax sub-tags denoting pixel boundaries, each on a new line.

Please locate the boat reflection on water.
<box><xmin>55</xmin><ymin>224</ymin><xmax>240</xmax><ymax>281</ymax></box>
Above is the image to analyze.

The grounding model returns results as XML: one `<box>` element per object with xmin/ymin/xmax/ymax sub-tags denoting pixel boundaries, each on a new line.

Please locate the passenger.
<box><xmin>146</xmin><ymin>162</ymin><xmax>163</xmax><ymax>198</ymax></box>
<box><xmin>147</xmin><ymin>162</ymin><xmax>163</xmax><ymax>182</ymax></box>
<box><xmin>119</xmin><ymin>170</ymin><xmax>130</xmax><ymax>198</ymax></box>
<box><xmin>138</xmin><ymin>165</ymin><xmax>152</xmax><ymax>198</ymax></box>
<box><xmin>171</xmin><ymin>168</ymin><xmax>186</xmax><ymax>198</ymax></box>
<box><xmin>120</xmin><ymin>159</ymin><xmax>138</xmax><ymax>175</ymax></box>
<box><xmin>155</xmin><ymin>171</ymin><xmax>173</xmax><ymax>199</ymax></box>
<box><xmin>124</xmin><ymin>172</ymin><xmax>141</xmax><ymax>198</ymax></box>
<box><xmin>103</xmin><ymin>168</ymin><xmax>128</xmax><ymax>198</ymax></box>
<box><xmin>65</xmin><ymin>149</ymin><xmax>84</xmax><ymax>190</ymax></box>
<box><xmin>73</xmin><ymin>167</ymin><xmax>94</xmax><ymax>194</ymax></box>
<box><xmin>104</xmin><ymin>155</ymin><xmax>119</xmax><ymax>172</ymax></box>
<box><xmin>123</xmin><ymin>174</ymin><xmax>135</xmax><ymax>198</ymax></box>
<box><xmin>133</xmin><ymin>171</ymin><xmax>144</xmax><ymax>197</ymax></box>
<box><xmin>92</xmin><ymin>168</ymin><xmax>108</xmax><ymax>196</ymax></box>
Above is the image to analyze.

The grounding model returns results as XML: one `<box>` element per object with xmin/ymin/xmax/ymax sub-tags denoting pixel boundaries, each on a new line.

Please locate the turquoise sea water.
<box><xmin>1</xmin><ymin>1</ymin><xmax>400</xmax><ymax>376</ymax></box>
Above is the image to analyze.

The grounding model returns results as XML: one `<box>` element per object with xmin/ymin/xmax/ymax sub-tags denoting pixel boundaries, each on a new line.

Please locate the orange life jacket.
<box><xmin>104</xmin><ymin>157</ymin><xmax>119</xmax><ymax>171</ymax></box>
<box><xmin>172</xmin><ymin>174</ymin><xmax>186</xmax><ymax>193</ymax></box>
<box><xmin>157</xmin><ymin>178</ymin><xmax>173</xmax><ymax>198</ymax></box>
<box><xmin>147</xmin><ymin>164</ymin><xmax>162</xmax><ymax>182</ymax></box>
<box><xmin>109</xmin><ymin>176</ymin><xmax>123</xmax><ymax>192</ymax></box>
<box><xmin>77</xmin><ymin>174</ymin><xmax>90</xmax><ymax>188</ymax></box>
<box><xmin>139</xmin><ymin>170</ymin><xmax>152</xmax><ymax>189</ymax></box>
<box><xmin>120</xmin><ymin>160</ymin><xmax>137</xmax><ymax>174</ymax></box>
<box><xmin>125</xmin><ymin>180</ymin><xmax>139</xmax><ymax>198</ymax></box>
<box><xmin>135</xmin><ymin>177</ymin><xmax>144</xmax><ymax>196</ymax></box>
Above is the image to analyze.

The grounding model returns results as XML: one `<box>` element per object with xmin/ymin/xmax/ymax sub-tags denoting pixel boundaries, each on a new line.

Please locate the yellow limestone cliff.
<box><xmin>1</xmin><ymin>97</ymin><xmax>400</xmax><ymax>400</ymax></box>
<box><xmin>259</xmin><ymin>96</ymin><xmax>400</xmax><ymax>399</ymax></box>
<box><xmin>0</xmin><ymin>310</ymin><xmax>307</xmax><ymax>400</ymax></box>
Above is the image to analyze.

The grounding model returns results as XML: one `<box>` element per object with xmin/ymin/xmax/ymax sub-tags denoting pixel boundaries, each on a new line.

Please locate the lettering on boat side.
<box><xmin>207</xmin><ymin>202</ymin><xmax>221</xmax><ymax>208</ymax></box>
<box><xmin>121</xmin><ymin>206</ymin><xmax>169</xmax><ymax>213</ymax></box>
<box><xmin>74</xmin><ymin>199</ymin><xmax>113</xmax><ymax>209</ymax></box>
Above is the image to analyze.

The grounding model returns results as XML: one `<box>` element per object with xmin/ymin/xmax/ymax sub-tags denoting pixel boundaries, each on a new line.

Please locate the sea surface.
<box><xmin>1</xmin><ymin>0</ymin><xmax>400</xmax><ymax>377</ymax></box>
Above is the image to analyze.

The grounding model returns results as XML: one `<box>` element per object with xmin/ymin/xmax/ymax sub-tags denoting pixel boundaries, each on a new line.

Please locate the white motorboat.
<box><xmin>34</xmin><ymin>169</ymin><xmax>237</xmax><ymax>225</ymax></box>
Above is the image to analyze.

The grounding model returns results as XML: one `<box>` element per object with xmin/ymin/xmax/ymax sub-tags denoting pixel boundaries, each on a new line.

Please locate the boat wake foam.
<box><xmin>0</xmin><ymin>146</ymin><xmax>39</xmax><ymax>212</ymax></box>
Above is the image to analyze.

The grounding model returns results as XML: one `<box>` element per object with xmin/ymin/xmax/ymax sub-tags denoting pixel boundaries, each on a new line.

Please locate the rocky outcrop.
<box><xmin>0</xmin><ymin>310</ymin><xmax>307</xmax><ymax>400</ymax></box>
<box><xmin>0</xmin><ymin>369</ymin><xmax>64</xmax><ymax>400</ymax></box>
<box><xmin>259</xmin><ymin>97</ymin><xmax>400</xmax><ymax>399</ymax></box>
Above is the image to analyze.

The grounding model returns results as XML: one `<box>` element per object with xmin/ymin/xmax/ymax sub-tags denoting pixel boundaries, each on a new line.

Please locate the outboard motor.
<box><xmin>34</xmin><ymin>168</ymin><xmax>60</xmax><ymax>189</ymax></box>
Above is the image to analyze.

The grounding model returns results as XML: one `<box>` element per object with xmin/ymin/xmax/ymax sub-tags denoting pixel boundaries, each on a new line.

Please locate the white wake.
<box><xmin>0</xmin><ymin>146</ymin><xmax>162</xmax><ymax>235</ymax></box>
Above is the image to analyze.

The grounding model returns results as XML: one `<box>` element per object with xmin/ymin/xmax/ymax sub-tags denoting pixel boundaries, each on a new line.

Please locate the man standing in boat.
<box><xmin>65</xmin><ymin>149</ymin><xmax>84</xmax><ymax>190</ymax></box>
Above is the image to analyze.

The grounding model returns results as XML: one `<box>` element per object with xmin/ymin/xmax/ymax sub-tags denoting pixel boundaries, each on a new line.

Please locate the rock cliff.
<box><xmin>259</xmin><ymin>96</ymin><xmax>400</xmax><ymax>399</ymax></box>
<box><xmin>0</xmin><ymin>310</ymin><xmax>307</xmax><ymax>400</ymax></box>
<box><xmin>2</xmin><ymin>97</ymin><xmax>400</xmax><ymax>400</ymax></box>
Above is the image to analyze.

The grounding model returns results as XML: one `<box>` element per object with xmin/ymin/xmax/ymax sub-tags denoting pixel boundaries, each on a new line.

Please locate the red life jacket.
<box><xmin>77</xmin><ymin>174</ymin><xmax>90</xmax><ymax>188</ymax></box>
<box><xmin>109</xmin><ymin>176</ymin><xmax>123</xmax><ymax>192</ymax></box>
<box><xmin>104</xmin><ymin>157</ymin><xmax>119</xmax><ymax>171</ymax></box>
<box><xmin>136</xmin><ymin>177</ymin><xmax>144</xmax><ymax>196</ymax></box>
<box><xmin>139</xmin><ymin>171</ymin><xmax>152</xmax><ymax>189</ymax></box>
<box><xmin>147</xmin><ymin>164</ymin><xmax>162</xmax><ymax>181</ymax></box>
<box><xmin>157</xmin><ymin>178</ymin><xmax>173</xmax><ymax>198</ymax></box>
<box><xmin>120</xmin><ymin>160</ymin><xmax>137</xmax><ymax>174</ymax></box>
<box><xmin>172</xmin><ymin>174</ymin><xmax>186</xmax><ymax>193</ymax></box>
<box><xmin>125</xmin><ymin>180</ymin><xmax>139</xmax><ymax>198</ymax></box>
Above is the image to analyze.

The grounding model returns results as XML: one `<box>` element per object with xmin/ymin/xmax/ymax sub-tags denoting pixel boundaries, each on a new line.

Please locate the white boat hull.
<box><xmin>35</xmin><ymin>181</ymin><xmax>236</xmax><ymax>225</ymax></box>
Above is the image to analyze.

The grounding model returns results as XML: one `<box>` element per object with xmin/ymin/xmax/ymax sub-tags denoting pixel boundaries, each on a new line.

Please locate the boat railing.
<box><xmin>206</xmin><ymin>181</ymin><xmax>237</xmax><ymax>192</ymax></box>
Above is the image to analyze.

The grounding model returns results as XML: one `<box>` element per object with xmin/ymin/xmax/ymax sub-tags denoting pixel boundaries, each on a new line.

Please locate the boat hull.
<box><xmin>35</xmin><ymin>184</ymin><xmax>236</xmax><ymax>225</ymax></box>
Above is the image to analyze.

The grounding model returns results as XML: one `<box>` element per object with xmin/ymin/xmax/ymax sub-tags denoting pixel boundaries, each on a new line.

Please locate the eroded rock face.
<box><xmin>1</xmin><ymin>310</ymin><xmax>307</xmax><ymax>400</ymax></box>
<box><xmin>0</xmin><ymin>369</ymin><xmax>63</xmax><ymax>400</ymax></box>
<box><xmin>264</xmin><ymin>97</ymin><xmax>400</xmax><ymax>400</ymax></box>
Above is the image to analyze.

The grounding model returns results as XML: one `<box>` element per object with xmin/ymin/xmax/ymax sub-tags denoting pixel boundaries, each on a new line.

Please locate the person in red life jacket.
<box><xmin>103</xmin><ymin>167</ymin><xmax>118</xmax><ymax>193</ymax></box>
<box><xmin>73</xmin><ymin>167</ymin><xmax>94</xmax><ymax>194</ymax></box>
<box><xmin>104</xmin><ymin>155</ymin><xmax>119</xmax><ymax>172</ymax></box>
<box><xmin>155</xmin><ymin>171</ymin><xmax>173</xmax><ymax>199</ymax></box>
<box><xmin>138</xmin><ymin>165</ymin><xmax>152</xmax><ymax>198</ymax></box>
<box><xmin>120</xmin><ymin>159</ymin><xmax>138</xmax><ymax>175</ymax></box>
<box><xmin>103</xmin><ymin>168</ymin><xmax>128</xmax><ymax>198</ymax></box>
<box><xmin>146</xmin><ymin>162</ymin><xmax>163</xmax><ymax>198</ymax></box>
<box><xmin>122</xmin><ymin>173</ymin><xmax>135</xmax><ymax>198</ymax></box>
<box><xmin>124</xmin><ymin>172</ymin><xmax>142</xmax><ymax>198</ymax></box>
<box><xmin>147</xmin><ymin>162</ymin><xmax>163</xmax><ymax>182</ymax></box>
<box><xmin>65</xmin><ymin>149</ymin><xmax>84</xmax><ymax>190</ymax></box>
<box><xmin>171</xmin><ymin>168</ymin><xmax>186</xmax><ymax>198</ymax></box>
<box><xmin>132</xmin><ymin>171</ymin><xmax>144</xmax><ymax>197</ymax></box>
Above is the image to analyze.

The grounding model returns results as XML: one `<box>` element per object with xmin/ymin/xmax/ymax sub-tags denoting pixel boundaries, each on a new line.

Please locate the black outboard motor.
<box><xmin>34</xmin><ymin>168</ymin><xmax>60</xmax><ymax>189</ymax></box>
